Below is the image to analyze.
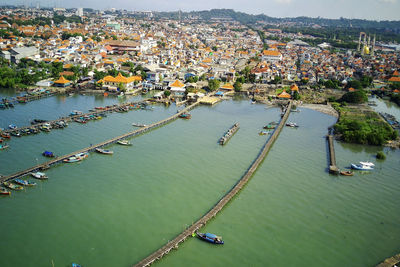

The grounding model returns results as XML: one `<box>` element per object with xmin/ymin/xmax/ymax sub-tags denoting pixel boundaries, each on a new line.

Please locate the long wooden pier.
<box><xmin>133</xmin><ymin>101</ymin><xmax>293</xmax><ymax>267</ymax></box>
<box><xmin>0</xmin><ymin>101</ymin><xmax>199</xmax><ymax>184</ymax></box>
<box><xmin>376</xmin><ymin>253</ymin><xmax>400</xmax><ymax>267</ymax></box>
<box><xmin>327</xmin><ymin>135</ymin><xmax>339</xmax><ymax>174</ymax></box>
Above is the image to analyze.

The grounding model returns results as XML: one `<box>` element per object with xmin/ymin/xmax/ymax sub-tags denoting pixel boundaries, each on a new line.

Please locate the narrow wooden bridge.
<box><xmin>133</xmin><ymin>101</ymin><xmax>293</xmax><ymax>267</ymax></box>
<box><xmin>0</xmin><ymin>101</ymin><xmax>199</xmax><ymax>184</ymax></box>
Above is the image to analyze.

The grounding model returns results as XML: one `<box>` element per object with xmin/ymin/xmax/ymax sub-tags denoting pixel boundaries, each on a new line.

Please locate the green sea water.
<box><xmin>0</xmin><ymin>92</ymin><xmax>399</xmax><ymax>267</ymax></box>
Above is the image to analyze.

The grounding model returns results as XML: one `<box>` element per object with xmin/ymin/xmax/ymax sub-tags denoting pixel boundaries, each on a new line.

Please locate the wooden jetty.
<box><xmin>327</xmin><ymin>135</ymin><xmax>339</xmax><ymax>174</ymax></box>
<box><xmin>133</xmin><ymin>101</ymin><xmax>293</xmax><ymax>267</ymax></box>
<box><xmin>0</xmin><ymin>101</ymin><xmax>200</xmax><ymax>184</ymax></box>
<box><xmin>219</xmin><ymin>123</ymin><xmax>239</xmax><ymax>145</ymax></box>
<box><xmin>376</xmin><ymin>253</ymin><xmax>400</xmax><ymax>267</ymax></box>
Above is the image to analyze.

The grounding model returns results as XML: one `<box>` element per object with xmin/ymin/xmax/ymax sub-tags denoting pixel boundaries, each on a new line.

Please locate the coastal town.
<box><xmin>1</xmin><ymin>4</ymin><xmax>400</xmax><ymax>267</ymax></box>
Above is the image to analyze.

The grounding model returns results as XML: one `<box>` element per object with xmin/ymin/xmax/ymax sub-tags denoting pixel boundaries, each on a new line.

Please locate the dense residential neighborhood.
<box><xmin>0</xmin><ymin>6</ymin><xmax>399</xmax><ymax>100</ymax></box>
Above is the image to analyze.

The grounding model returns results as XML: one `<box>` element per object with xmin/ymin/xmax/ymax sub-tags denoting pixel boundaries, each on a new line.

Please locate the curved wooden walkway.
<box><xmin>133</xmin><ymin>101</ymin><xmax>293</xmax><ymax>267</ymax></box>
<box><xmin>0</xmin><ymin>101</ymin><xmax>199</xmax><ymax>184</ymax></box>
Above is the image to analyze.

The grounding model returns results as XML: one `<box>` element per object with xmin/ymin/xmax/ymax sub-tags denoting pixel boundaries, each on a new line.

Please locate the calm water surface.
<box><xmin>0</xmin><ymin>92</ymin><xmax>399</xmax><ymax>267</ymax></box>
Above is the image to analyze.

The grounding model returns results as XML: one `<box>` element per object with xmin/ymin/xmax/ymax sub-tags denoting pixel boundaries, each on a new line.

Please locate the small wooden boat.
<box><xmin>0</xmin><ymin>138</ymin><xmax>3</xmax><ymax>143</ymax></box>
<box><xmin>10</xmin><ymin>131</ymin><xmax>21</xmax><ymax>137</ymax></box>
<box><xmin>31</xmin><ymin>172</ymin><xmax>48</xmax><ymax>179</ymax></box>
<box><xmin>117</xmin><ymin>140</ymin><xmax>132</xmax><ymax>146</ymax></box>
<box><xmin>196</xmin><ymin>232</ymin><xmax>224</xmax><ymax>244</ymax></box>
<box><xmin>340</xmin><ymin>170</ymin><xmax>354</xmax><ymax>176</ymax></box>
<box><xmin>263</xmin><ymin>124</ymin><xmax>276</xmax><ymax>130</ymax></box>
<box><xmin>132</xmin><ymin>123</ymin><xmax>147</xmax><ymax>127</ymax></box>
<box><xmin>42</xmin><ymin>151</ymin><xmax>55</xmax><ymax>157</ymax></box>
<box><xmin>0</xmin><ymin>187</ymin><xmax>11</xmax><ymax>195</ymax></box>
<box><xmin>179</xmin><ymin>112</ymin><xmax>191</xmax><ymax>119</ymax></box>
<box><xmin>14</xmin><ymin>179</ymin><xmax>36</xmax><ymax>186</ymax></box>
<box><xmin>63</xmin><ymin>152</ymin><xmax>89</xmax><ymax>163</ymax></box>
<box><xmin>3</xmin><ymin>181</ymin><xmax>23</xmax><ymax>191</ymax></box>
<box><xmin>1</xmin><ymin>132</ymin><xmax>11</xmax><ymax>139</ymax></box>
<box><xmin>95</xmin><ymin>148</ymin><xmax>114</xmax><ymax>155</ymax></box>
<box><xmin>259</xmin><ymin>131</ymin><xmax>270</xmax><ymax>136</ymax></box>
<box><xmin>0</xmin><ymin>144</ymin><xmax>9</xmax><ymax>150</ymax></box>
<box><xmin>286</xmin><ymin>122</ymin><xmax>299</xmax><ymax>128</ymax></box>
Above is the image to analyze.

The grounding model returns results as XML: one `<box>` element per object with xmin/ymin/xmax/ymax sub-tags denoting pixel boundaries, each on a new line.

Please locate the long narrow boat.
<box><xmin>3</xmin><ymin>181</ymin><xmax>23</xmax><ymax>191</ymax></box>
<box><xmin>14</xmin><ymin>179</ymin><xmax>37</xmax><ymax>186</ymax></box>
<box><xmin>340</xmin><ymin>170</ymin><xmax>354</xmax><ymax>176</ymax></box>
<box><xmin>196</xmin><ymin>232</ymin><xmax>224</xmax><ymax>244</ymax></box>
<box><xmin>30</xmin><ymin>172</ymin><xmax>48</xmax><ymax>180</ymax></box>
<box><xmin>95</xmin><ymin>148</ymin><xmax>114</xmax><ymax>155</ymax></box>
<box><xmin>0</xmin><ymin>187</ymin><xmax>11</xmax><ymax>195</ymax></box>
<box><xmin>1</xmin><ymin>132</ymin><xmax>10</xmax><ymax>139</ymax></box>
<box><xmin>63</xmin><ymin>152</ymin><xmax>89</xmax><ymax>163</ymax></box>
<box><xmin>117</xmin><ymin>140</ymin><xmax>132</xmax><ymax>146</ymax></box>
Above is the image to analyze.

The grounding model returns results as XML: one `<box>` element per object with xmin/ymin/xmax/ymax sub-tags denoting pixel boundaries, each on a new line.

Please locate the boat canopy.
<box><xmin>43</xmin><ymin>151</ymin><xmax>54</xmax><ymax>156</ymax></box>
<box><xmin>205</xmin><ymin>233</ymin><xmax>218</xmax><ymax>239</ymax></box>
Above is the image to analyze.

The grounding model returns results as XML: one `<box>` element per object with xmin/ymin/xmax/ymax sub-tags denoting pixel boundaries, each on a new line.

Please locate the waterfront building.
<box><xmin>53</xmin><ymin>76</ymin><xmax>71</xmax><ymax>87</ymax></box>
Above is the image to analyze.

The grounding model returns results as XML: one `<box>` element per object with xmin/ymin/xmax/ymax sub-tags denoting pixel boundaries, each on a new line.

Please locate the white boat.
<box><xmin>117</xmin><ymin>140</ymin><xmax>132</xmax><ymax>146</ymax></box>
<box><xmin>132</xmin><ymin>123</ymin><xmax>147</xmax><ymax>127</ymax></box>
<box><xmin>359</xmin><ymin>161</ymin><xmax>375</xmax><ymax>167</ymax></box>
<box><xmin>31</xmin><ymin>172</ymin><xmax>48</xmax><ymax>179</ymax></box>
<box><xmin>351</xmin><ymin>162</ymin><xmax>374</xmax><ymax>171</ymax></box>
<box><xmin>63</xmin><ymin>152</ymin><xmax>89</xmax><ymax>163</ymax></box>
<box><xmin>95</xmin><ymin>148</ymin><xmax>114</xmax><ymax>155</ymax></box>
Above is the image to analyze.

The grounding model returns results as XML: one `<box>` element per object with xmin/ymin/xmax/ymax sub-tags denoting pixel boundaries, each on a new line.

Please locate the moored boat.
<box><xmin>196</xmin><ymin>232</ymin><xmax>224</xmax><ymax>244</ymax></box>
<box><xmin>1</xmin><ymin>132</ymin><xmax>11</xmax><ymax>139</ymax></box>
<box><xmin>340</xmin><ymin>170</ymin><xmax>354</xmax><ymax>176</ymax></box>
<box><xmin>179</xmin><ymin>112</ymin><xmax>192</xmax><ymax>119</ymax></box>
<box><xmin>14</xmin><ymin>179</ymin><xmax>36</xmax><ymax>186</ymax></box>
<box><xmin>117</xmin><ymin>140</ymin><xmax>132</xmax><ymax>146</ymax></box>
<box><xmin>351</xmin><ymin>162</ymin><xmax>374</xmax><ymax>171</ymax></box>
<box><xmin>63</xmin><ymin>152</ymin><xmax>89</xmax><ymax>163</ymax></box>
<box><xmin>0</xmin><ymin>187</ymin><xmax>11</xmax><ymax>195</ymax></box>
<box><xmin>8</xmin><ymin>124</ymin><xmax>17</xmax><ymax>130</ymax></box>
<box><xmin>0</xmin><ymin>144</ymin><xmax>9</xmax><ymax>150</ymax></box>
<box><xmin>132</xmin><ymin>123</ymin><xmax>147</xmax><ymax>127</ymax></box>
<box><xmin>42</xmin><ymin>151</ymin><xmax>55</xmax><ymax>157</ymax></box>
<box><xmin>263</xmin><ymin>124</ymin><xmax>276</xmax><ymax>130</ymax></box>
<box><xmin>31</xmin><ymin>172</ymin><xmax>48</xmax><ymax>179</ymax></box>
<box><xmin>3</xmin><ymin>181</ymin><xmax>23</xmax><ymax>191</ymax></box>
<box><xmin>95</xmin><ymin>148</ymin><xmax>114</xmax><ymax>155</ymax></box>
<box><xmin>259</xmin><ymin>131</ymin><xmax>270</xmax><ymax>135</ymax></box>
<box><xmin>286</xmin><ymin>122</ymin><xmax>299</xmax><ymax>128</ymax></box>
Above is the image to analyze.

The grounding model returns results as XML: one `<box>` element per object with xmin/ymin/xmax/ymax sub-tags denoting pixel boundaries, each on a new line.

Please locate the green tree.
<box><xmin>208</xmin><ymin>79</ymin><xmax>221</xmax><ymax>91</ymax></box>
<box><xmin>340</xmin><ymin>90</ymin><xmax>368</xmax><ymax>104</ymax></box>
<box><xmin>234</xmin><ymin>81</ymin><xmax>242</xmax><ymax>92</ymax></box>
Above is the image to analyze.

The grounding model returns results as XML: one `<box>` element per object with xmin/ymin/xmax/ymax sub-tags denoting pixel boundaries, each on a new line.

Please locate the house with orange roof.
<box><xmin>53</xmin><ymin>76</ymin><xmax>71</xmax><ymax>87</ymax></box>
<box><xmin>168</xmin><ymin>79</ymin><xmax>186</xmax><ymax>96</ymax></box>
<box><xmin>103</xmin><ymin>73</ymin><xmax>142</xmax><ymax>91</ymax></box>
<box><xmin>277</xmin><ymin>91</ymin><xmax>291</xmax><ymax>99</ymax></box>
<box><xmin>261</xmin><ymin>50</ymin><xmax>282</xmax><ymax>62</ymax></box>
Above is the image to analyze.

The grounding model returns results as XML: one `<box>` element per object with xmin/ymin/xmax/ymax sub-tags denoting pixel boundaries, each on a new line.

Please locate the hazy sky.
<box><xmin>7</xmin><ymin>0</ymin><xmax>400</xmax><ymax>20</ymax></box>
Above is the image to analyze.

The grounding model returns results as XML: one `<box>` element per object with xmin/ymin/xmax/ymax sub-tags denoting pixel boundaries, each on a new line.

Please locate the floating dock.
<box><xmin>0</xmin><ymin>102</ymin><xmax>200</xmax><ymax>184</ymax></box>
<box><xmin>199</xmin><ymin>96</ymin><xmax>221</xmax><ymax>105</ymax></box>
<box><xmin>219</xmin><ymin>123</ymin><xmax>239</xmax><ymax>145</ymax></box>
<box><xmin>133</xmin><ymin>101</ymin><xmax>293</xmax><ymax>267</ymax></box>
<box><xmin>327</xmin><ymin>135</ymin><xmax>339</xmax><ymax>174</ymax></box>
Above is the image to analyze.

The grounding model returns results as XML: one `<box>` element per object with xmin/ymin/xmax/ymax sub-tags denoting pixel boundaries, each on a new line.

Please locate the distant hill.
<box><xmin>154</xmin><ymin>8</ymin><xmax>400</xmax><ymax>31</ymax></box>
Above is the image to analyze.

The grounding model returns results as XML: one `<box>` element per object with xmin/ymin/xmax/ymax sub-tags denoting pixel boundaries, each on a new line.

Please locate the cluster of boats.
<box><xmin>1</xmin><ymin>171</ymin><xmax>49</xmax><ymax>195</ymax></box>
<box><xmin>2</xmin><ymin>120</ymin><xmax>69</xmax><ymax>139</ymax></box>
<box><xmin>0</xmin><ymin>98</ymin><xmax>15</xmax><ymax>109</ymax></box>
<box><xmin>260</xmin><ymin>121</ymin><xmax>277</xmax><ymax>135</ymax></box>
<box><xmin>380</xmin><ymin>112</ymin><xmax>400</xmax><ymax>130</ymax></box>
<box><xmin>219</xmin><ymin>123</ymin><xmax>239</xmax><ymax>145</ymax></box>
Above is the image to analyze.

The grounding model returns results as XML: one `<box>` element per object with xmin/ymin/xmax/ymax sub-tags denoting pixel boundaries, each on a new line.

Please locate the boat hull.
<box><xmin>351</xmin><ymin>164</ymin><xmax>373</xmax><ymax>171</ymax></box>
